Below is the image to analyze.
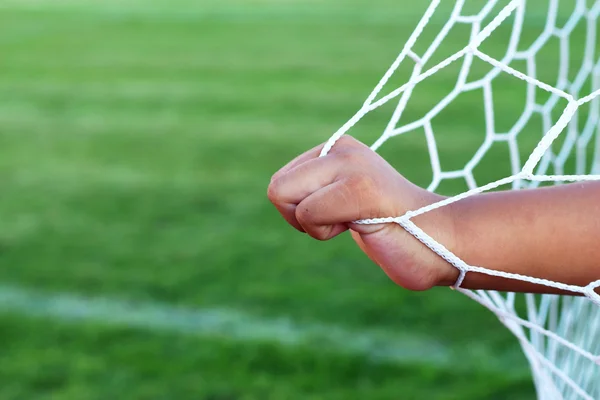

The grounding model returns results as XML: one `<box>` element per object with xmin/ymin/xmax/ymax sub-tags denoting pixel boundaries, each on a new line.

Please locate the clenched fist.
<box><xmin>267</xmin><ymin>136</ymin><xmax>460</xmax><ymax>291</ymax></box>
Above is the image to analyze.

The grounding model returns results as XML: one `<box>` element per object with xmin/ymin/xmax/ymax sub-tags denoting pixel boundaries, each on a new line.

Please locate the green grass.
<box><xmin>0</xmin><ymin>0</ymin><xmax>595</xmax><ymax>398</ymax></box>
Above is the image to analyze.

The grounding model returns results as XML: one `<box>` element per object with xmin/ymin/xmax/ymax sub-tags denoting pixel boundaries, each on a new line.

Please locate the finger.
<box><xmin>295</xmin><ymin>180</ymin><xmax>361</xmax><ymax>240</ymax></box>
<box><xmin>268</xmin><ymin>154</ymin><xmax>344</xmax><ymax>205</ymax></box>
<box><xmin>268</xmin><ymin>155</ymin><xmax>343</xmax><ymax>234</ymax></box>
<box><xmin>270</xmin><ymin>135</ymin><xmax>367</xmax><ymax>185</ymax></box>
<box><xmin>270</xmin><ymin>143</ymin><xmax>324</xmax><ymax>184</ymax></box>
<box><xmin>268</xmin><ymin>138</ymin><xmax>374</xmax><ymax>236</ymax></box>
<box><xmin>273</xmin><ymin>202</ymin><xmax>306</xmax><ymax>233</ymax></box>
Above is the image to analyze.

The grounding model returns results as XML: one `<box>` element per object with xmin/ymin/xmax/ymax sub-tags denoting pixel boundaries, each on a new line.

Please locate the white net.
<box><xmin>319</xmin><ymin>0</ymin><xmax>600</xmax><ymax>398</ymax></box>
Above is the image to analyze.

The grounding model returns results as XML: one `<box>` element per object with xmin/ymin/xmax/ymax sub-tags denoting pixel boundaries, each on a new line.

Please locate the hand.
<box><xmin>267</xmin><ymin>136</ymin><xmax>460</xmax><ymax>291</ymax></box>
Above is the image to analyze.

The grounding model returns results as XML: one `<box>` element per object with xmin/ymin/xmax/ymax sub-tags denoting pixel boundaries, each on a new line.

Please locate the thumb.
<box><xmin>295</xmin><ymin>175</ymin><xmax>389</xmax><ymax>241</ymax></box>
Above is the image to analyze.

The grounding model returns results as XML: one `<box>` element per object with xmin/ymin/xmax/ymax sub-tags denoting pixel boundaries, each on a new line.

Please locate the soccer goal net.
<box><xmin>320</xmin><ymin>1</ymin><xmax>600</xmax><ymax>398</ymax></box>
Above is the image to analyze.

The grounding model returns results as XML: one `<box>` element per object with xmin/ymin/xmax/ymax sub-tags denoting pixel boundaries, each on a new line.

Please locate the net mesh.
<box><xmin>319</xmin><ymin>0</ymin><xmax>600</xmax><ymax>398</ymax></box>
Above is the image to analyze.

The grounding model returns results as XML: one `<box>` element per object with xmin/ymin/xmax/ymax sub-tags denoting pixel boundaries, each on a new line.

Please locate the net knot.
<box><xmin>584</xmin><ymin>280</ymin><xmax>600</xmax><ymax>306</ymax></box>
<box><xmin>451</xmin><ymin>269</ymin><xmax>467</xmax><ymax>289</ymax></box>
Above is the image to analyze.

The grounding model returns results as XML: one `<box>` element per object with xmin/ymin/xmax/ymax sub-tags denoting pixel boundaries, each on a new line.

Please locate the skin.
<box><xmin>267</xmin><ymin>135</ymin><xmax>600</xmax><ymax>295</ymax></box>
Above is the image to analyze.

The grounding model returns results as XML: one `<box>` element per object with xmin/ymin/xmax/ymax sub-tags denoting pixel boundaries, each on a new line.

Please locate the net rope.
<box><xmin>319</xmin><ymin>0</ymin><xmax>600</xmax><ymax>398</ymax></box>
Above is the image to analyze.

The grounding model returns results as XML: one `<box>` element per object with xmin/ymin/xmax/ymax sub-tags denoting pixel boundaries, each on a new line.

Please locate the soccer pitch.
<box><xmin>0</xmin><ymin>0</ymin><xmax>592</xmax><ymax>398</ymax></box>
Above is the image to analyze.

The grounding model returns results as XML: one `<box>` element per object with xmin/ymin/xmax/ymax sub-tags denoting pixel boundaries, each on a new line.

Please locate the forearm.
<box><xmin>448</xmin><ymin>181</ymin><xmax>600</xmax><ymax>294</ymax></box>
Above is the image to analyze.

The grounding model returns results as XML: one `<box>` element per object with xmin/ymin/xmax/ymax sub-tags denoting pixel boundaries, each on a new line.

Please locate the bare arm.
<box><xmin>448</xmin><ymin>181</ymin><xmax>600</xmax><ymax>294</ymax></box>
<box><xmin>267</xmin><ymin>136</ymin><xmax>600</xmax><ymax>295</ymax></box>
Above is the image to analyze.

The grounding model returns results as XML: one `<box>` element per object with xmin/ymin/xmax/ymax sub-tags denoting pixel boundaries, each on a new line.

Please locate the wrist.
<box><xmin>434</xmin><ymin>199</ymin><xmax>462</xmax><ymax>288</ymax></box>
<box><xmin>407</xmin><ymin>190</ymin><xmax>462</xmax><ymax>289</ymax></box>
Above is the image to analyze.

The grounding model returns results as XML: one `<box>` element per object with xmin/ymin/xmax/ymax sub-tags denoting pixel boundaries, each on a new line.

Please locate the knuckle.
<box><xmin>334</xmin><ymin>147</ymin><xmax>362</xmax><ymax>164</ymax></box>
<box><xmin>332</xmin><ymin>137</ymin><xmax>366</xmax><ymax>159</ymax></box>
<box><xmin>337</xmin><ymin>135</ymin><xmax>362</xmax><ymax>148</ymax></box>
<box><xmin>269</xmin><ymin>171</ymin><xmax>280</xmax><ymax>185</ymax></box>
<box><xmin>267</xmin><ymin>179</ymin><xmax>281</xmax><ymax>203</ymax></box>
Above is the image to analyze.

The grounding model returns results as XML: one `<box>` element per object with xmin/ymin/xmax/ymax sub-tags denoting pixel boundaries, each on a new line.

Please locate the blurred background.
<box><xmin>0</xmin><ymin>0</ymin><xmax>593</xmax><ymax>398</ymax></box>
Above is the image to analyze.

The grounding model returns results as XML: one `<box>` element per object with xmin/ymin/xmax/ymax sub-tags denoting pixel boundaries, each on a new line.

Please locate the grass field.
<box><xmin>0</xmin><ymin>0</ymin><xmax>596</xmax><ymax>398</ymax></box>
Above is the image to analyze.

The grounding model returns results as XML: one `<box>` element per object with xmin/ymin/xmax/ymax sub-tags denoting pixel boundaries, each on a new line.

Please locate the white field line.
<box><xmin>0</xmin><ymin>284</ymin><xmax>526</xmax><ymax>374</ymax></box>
